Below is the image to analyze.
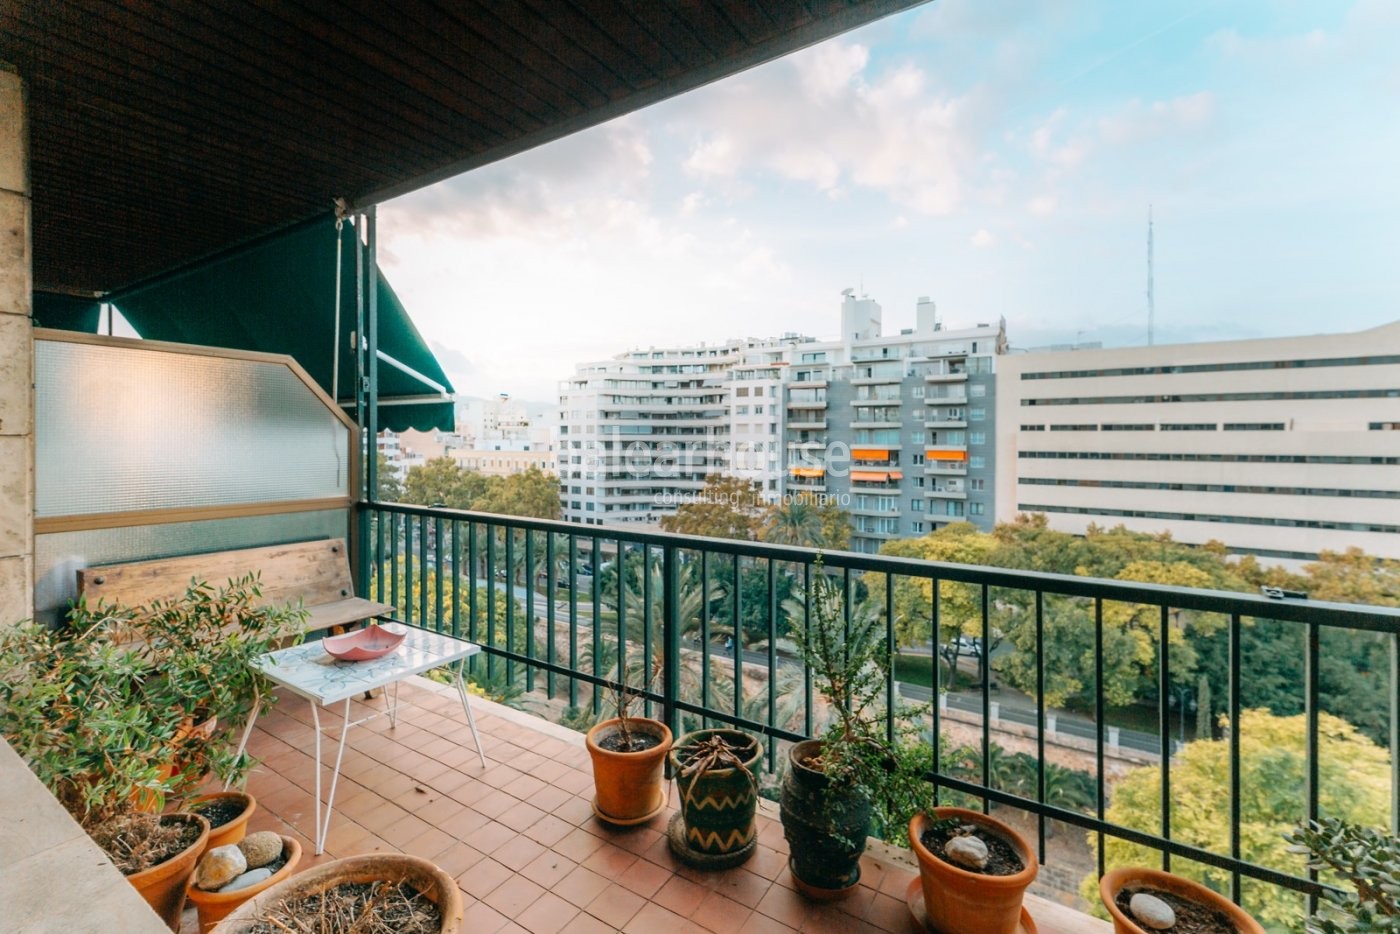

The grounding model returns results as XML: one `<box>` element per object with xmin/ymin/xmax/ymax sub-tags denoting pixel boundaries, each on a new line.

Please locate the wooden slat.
<box><xmin>304</xmin><ymin>598</ymin><xmax>398</xmax><ymax>633</ymax></box>
<box><xmin>78</xmin><ymin>539</ymin><xmax>359</xmax><ymax>612</ymax></box>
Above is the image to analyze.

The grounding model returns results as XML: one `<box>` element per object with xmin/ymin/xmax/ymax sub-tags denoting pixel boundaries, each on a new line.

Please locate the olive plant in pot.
<box><xmin>909</xmin><ymin>807</ymin><xmax>1038</xmax><ymax>934</ymax></box>
<box><xmin>668</xmin><ymin>728</ymin><xmax>762</xmax><ymax>869</ymax></box>
<box><xmin>1284</xmin><ymin>818</ymin><xmax>1393</xmax><ymax>934</ymax></box>
<box><xmin>779</xmin><ymin>563</ymin><xmax>929</xmax><ymax>899</ymax></box>
<box><xmin>585</xmin><ymin>674</ymin><xmax>673</xmax><ymax>826</ymax></box>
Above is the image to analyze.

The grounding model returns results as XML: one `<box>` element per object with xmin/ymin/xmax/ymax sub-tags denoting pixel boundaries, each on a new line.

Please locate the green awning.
<box><xmin>33</xmin><ymin>292</ymin><xmax>103</xmax><ymax>333</ymax></box>
<box><xmin>102</xmin><ymin>215</ymin><xmax>455</xmax><ymax>432</ymax></box>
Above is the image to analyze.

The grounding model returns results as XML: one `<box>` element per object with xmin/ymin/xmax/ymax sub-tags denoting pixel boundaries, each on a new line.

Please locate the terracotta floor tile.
<box><xmin>497</xmin><ymin>799</ymin><xmax>547</xmax><ymax>832</ymax></box>
<box><xmin>513</xmin><ymin>891</ymin><xmax>579</xmax><ymax>934</ymax></box>
<box><xmin>693</xmin><ymin>890</ymin><xmax>754</xmax><ymax>932</ymax></box>
<box><xmin>878</xmin><ymin>865</ymin><xmax>917</xmax><ymax>899</ymax></box>
<box><xmin>504</xmin><ymin>773</ymin><xmax>547</xmax><ymax>801</ymax></box>
<box><xmin>653</xmin><ymin>874</ymin><xmax>709</xmax><ymax>916</ymax></box>
<box><xmin>525</xmin><ymin>784</ymin><xmax>573</xmax><ymax>815</ymax></box>
<box><xmin>623</xmin><ymin>901</ymin><xmax>701</xmax><ymax>934</ymax></box>
<box><xmin>581</xmin><ymin>841</ymin><xmax>638</xmax><ymax>877</ymax></box>
<box><xmin>553</xmin><ymin>826</ymin><xmax>607</xmax><ymax>862</ymax></box>
<box><xmin>492</xmin><ymin>833</ymin><xmax>546</xmax><ymax>872</ymax></box>
<box><xmin>521</xmin><ymin>812</ymin><xmax>573</xmax><ymax>848</ymax></box>
<box><xmin>557</xmin><ymin>912</ymin><xmax>618</xmax><ymax>934</ymax></box>
<box><xmin>554</xmin><ymin>768</ymin><xmax>593</xmax><ymax>795</ymax></box>
<box><xmin>833</xmin><ymin>880</ymin><xmax>876</xmax><ymax>919</ymax></box>
<box><xmin>553</xmin><ymin>795</ymin><xmax>596</xmax><ymax>826</ymax></box>
<box><xmin>438</xmin><ymin>806</ymin><xmax>489</xmax><ymax>840</ymax></box>
<box><xmin>473</xmin><ymin>788</ymin><xmax>518</xmax><ymax>819</ymax></box>
<box><xmin>435</xmin><ymin>841</ymin><xmax>486</xmax><ymax>878</ymax></box>
<box><xmin>802</xmin><ymin>902</ymin><xmax>883</xmax><ymax>934</ymax></box>
<box><xmin>459</xmin><ymin>897</ymin><xmax>511</xmax><ymax>934</ymax></box>
<box><xmin>748</xmin><ymin>844</ymin><xmax>789</xmax><ymax>881</ymax></box>
<box><xmin>739</xmin><ymin>911</ymin><xmax>800</xmax><ymax>934</ymax></box>
<box><xmin>468</xmin><ymin>819</ymin><xmax>518</xmax><ymax>855</ymax></box>
<box><xmin>378</xmin><ymin>812</ymin><xmax>433</xmax><ymax>848</ymax></box>
<box><xmin>619</xmin><ymin>855</ymin><xmax>674</xmax><ymax>899</ymax></box>
<box><xmin>584</xmin><ymin>883</ymin><xmax>646</xmax><ymax>929</ymax></box>
<box><xmin>459</xmin><ymin>857</ymin><xmax>514</xmax><ymax>900</ymax></box>
<box><xmin>709</xmin><ymin>867</ymin><xmax>772</xmax><ymax>909</ymax></box>
<box><xmin>402</xmin><ymin>824</ymin><xmax>457</xmax><ymax>860</ymax></box>
<box><xmin>483</xmin><ymin>873</ymin><xmax>547</xmax><ymax>919</ymax></box>
<box><xmin>754</xmin><ymin>880</ymin><xmax>811</xmax><ymax>928</ymax></box>
<box><xmin>553</xmin><ymin>865</ymin><xmax>611</xmax><ymax>908</ymax></box>
<box><xmin>865</xmin><ymin>891</ymin><xmax>909</xmax><ymax>932</ymax></box>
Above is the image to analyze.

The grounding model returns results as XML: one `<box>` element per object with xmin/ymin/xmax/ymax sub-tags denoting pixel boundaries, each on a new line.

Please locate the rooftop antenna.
<box><xmin>1146</xmin><ymin>204</ymin><xmax>1155</xmax><ymax>346</ymax></box>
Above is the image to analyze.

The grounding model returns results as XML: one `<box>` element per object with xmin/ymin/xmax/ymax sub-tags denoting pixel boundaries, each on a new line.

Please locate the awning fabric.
<box><xmin>33</xmin><ymin>292</ymin><xmax>102</xmax><ymax>333</ymax></box>
<box><xmin>926</xmin><ymin>449</ymin><xmax>968</xmax><ymax>461</ymax></box>
<box><xmin>851</xmin><ymin>448</ymin><xmax>890</xmax><ymax>461</ymax></box>
<box><xmin>102</xmin><ymin>215</ymin><xmax>455</xmax><ymax>432</ymax></box>
<box><xmin>791</xmin><ymin>467</ymin><xmax>825</xmax><ymax>478</ymax></box>
<box><xmin>850</xmin><ymin>471</ymin><xmax>888</xmax><ymax>482</ymax></box>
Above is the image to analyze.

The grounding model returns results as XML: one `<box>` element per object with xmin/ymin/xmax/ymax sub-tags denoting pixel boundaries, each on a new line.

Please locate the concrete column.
<box><xmin>0</xmin><ymin>66</ymin><xmax>32</xmax><ymax>625</ymax></box>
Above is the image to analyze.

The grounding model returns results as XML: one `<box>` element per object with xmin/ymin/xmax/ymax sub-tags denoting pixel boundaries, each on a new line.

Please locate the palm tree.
<box><xmin>764</xmin><ymin>496</ymin><xmax>826</xmax><ymax>547</ymax></box>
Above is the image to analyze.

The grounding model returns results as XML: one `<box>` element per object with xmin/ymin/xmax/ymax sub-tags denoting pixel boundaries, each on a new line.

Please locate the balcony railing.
<box><xmin>359</xmin><ymin>501</ymin><xmax>1400</xmax><ymax>923</ymax></box>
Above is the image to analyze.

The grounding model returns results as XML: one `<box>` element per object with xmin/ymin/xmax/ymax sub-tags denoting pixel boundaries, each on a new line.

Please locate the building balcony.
<box><xmin>926</xmin><ymin>486</ymin><xmax>967</xmax><ymax>499</ymax></box>
<box><xmin>925</xmin><ymin>461</ymin><xmax>968</xmax><ymax>475</ymax></box>
<box><xmin>923</xmin><ymin>370</ymin><xmax>968</xmax><ymax>383</ymax></box>
<box><xmin>924</xmin><ymin>418</ymin><xmax>967</xmax><ymax>429</ymax></box>
<box><xmin>786</xmin><ymin>421</ymin><xmax>827</xmax><ymax>431</ymax></box>
<box><xmin>850</xmin><ymin>419</ymin><xmax>903</xmax><ymax>430</ymax></box>
<box><xmin>924</xmin><ymin>393</ymin><xmax>968</xmax><ymax>406</ymax></box>
<box><xmin>850</xmin><ymin>374</ymin><xmax>904</xmax><ymax>385</ymax></box>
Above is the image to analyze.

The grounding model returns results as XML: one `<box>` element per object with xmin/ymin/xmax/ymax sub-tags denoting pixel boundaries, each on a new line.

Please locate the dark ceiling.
<box><xmin>1</xmin><ymin>0</ymin><xmax>924</xmax><ymax>297</ymax></box>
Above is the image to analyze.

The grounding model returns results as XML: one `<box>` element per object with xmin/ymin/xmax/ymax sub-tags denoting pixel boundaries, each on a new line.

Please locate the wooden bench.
<box><xmin>77</xmin><ymin>538</ymin><xmax>395</xmax><ymax>634</ymax></box>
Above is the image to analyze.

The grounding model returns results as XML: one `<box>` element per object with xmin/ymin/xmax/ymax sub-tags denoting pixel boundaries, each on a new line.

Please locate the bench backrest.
<box><xmin>77</xmin><ymin>539</ymin><xmax>356</xmax><ymax>611</ymax></box>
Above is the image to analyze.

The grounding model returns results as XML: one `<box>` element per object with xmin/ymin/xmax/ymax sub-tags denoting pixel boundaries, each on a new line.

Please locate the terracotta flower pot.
<box><xmin>585</xmin><ymin>717</ymin><xmax>672</xmax><ymax>825</ymax></box>
<box><xmin>127</xmin><ymin>812</ymin><xmax>211</xmax><ymax>931</ymax></box>
<box><xmin>186</xmin><ymin>834</ymin><xmax>301</xmax><ymax>934</ymax></box>
<box><xmin>1099</xmin><ymin>866</ymin><xmax>1265</xmax><ymax>934</ymax></box>
<box><xmin>669</xmin><ymin>729</ymin><xmax>762</xmax><ymax>866</ymax></box>
<box><xmin>190</xmin><ymin>791</ymin><xmax>256</xmax><ymax>851</ymax></box>
<box><xmin>210</xmin><ymin>853</ymin><xmax>464</xmax><ymax>933</ymax></box>
<box><xmin>779</xmin><ymin>738</ymin><xmax>871</xmax><ymax>899</ymax></box>
<box><xmin>909</xmin><ymin>808</ymin><xmax>1037</xmax><ymax>934</ymax></box>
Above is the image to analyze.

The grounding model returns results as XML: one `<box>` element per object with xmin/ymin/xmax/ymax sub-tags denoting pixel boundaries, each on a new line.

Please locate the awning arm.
<box><xmin>376</xmin><ymin>349</ymin><xmax>449</xmax><ymax>396</ymax></box>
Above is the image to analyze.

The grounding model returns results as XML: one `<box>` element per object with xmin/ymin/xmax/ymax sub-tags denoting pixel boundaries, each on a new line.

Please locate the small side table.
<box><xmin>234</xmin><ymin>626</ymin><xmax>486</xmax><ymax>854</ymax></box>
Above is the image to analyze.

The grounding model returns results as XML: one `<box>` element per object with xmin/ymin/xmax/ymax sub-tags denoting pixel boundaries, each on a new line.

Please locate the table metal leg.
<box><xmin>222</xmin><ymin>686</ymin><xmax>261</xmax><ymax>791</ymax></box>
<box><xmin>311</xmin><ymin>698</ymin><xmax>353</xmax><ymax>855</ymax></box>
<box><xmin>453</xmin><ymin>667</ymin><xmax>488</xmax><ymax>768</ymax></box>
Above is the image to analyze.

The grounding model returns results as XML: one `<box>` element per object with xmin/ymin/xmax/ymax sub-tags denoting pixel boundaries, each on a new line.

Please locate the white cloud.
<box><xmin>970</xmin><ymin>228</ymin><xmax>996</xmax><ymax>248</ymax></box>
<box><xmin>1098</xmin><ymin>92</ymin><xmax>1217</xmax><ymax>146</ymax></box>
<box><xmin>1027</xmin><ymin>194</ymin><xmax>1057</xmax><ymax>217</ymax></box>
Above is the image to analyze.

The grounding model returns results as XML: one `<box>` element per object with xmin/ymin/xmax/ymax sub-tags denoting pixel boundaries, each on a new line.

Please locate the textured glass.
<box><xmin>34</xmin><ymin>510</ymin><xmax>349</xmax><ymax>624</ymax></box>
<box><xmin>36</xmin><ymin>340</ymin><xmax>350</xmax><ymax>516</ymax></box>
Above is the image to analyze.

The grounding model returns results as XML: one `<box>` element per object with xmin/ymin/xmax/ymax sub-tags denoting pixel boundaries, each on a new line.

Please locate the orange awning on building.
<box><xmin>850</xmin><ymin>471</ymin><xmax>887</xmax><ymax>482</ymax></box>
<box><xmin>889</xmin><ymin>471</ymin><xmax>904</xmax><ymax>480</ymax></box>
<box><xmin>926</xmin><ymin>449</ymin><xmax>967</xmax><ymax>461</ymax></box>
<box><xmin>791</xmin><ymin>467</ymin><xmax>825</xmax><ymax>477</ymax></box>
<box><xmin>851</xmin><ymin>448</ymin><xmax>890</xmax><ymax>461</ymax></box>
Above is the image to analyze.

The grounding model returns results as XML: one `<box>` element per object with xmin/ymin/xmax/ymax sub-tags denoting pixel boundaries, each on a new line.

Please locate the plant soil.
<box><xmin>244</xmin><ymin>880</ymin><xmax>441</xmax><ymax>934</ymax></box>
<box><xmin>193</xmin><ymin>797</ymin><xmax>245</xmax><ymax>829</ymax></box>
<box><xmin>90</xmin><ymin>812</ymin><xmax>202</xmax><ymax>876</ymax></box>
<box><xmin>920</xmin><ymin>819</ymin><xmax>1025</xmax><ymax>876</ymax></box>
<box><xmin>598</xmin><ymin>730</ymin><xmax>663</xmax><ymax>753</ymax></box>
<box><xmin>1114</xmin><ymin>886</ymin><xmax>1238</xmax><ymax>934</ymax></box>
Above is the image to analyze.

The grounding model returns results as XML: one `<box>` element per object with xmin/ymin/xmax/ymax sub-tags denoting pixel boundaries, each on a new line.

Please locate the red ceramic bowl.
<box><xmin>323</xmin><ymin>623</ymin><xmax>408</xmax><ymax>661</ymax></box>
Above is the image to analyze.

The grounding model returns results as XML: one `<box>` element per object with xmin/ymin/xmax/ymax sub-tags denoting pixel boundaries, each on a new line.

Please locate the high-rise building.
<box><xmin>995</xmin><ymin>321</ymin><xmax>1400</xmax><ymax>562</ymax></box>
<box><xmin>782</xmin><ymin>292</ymin><xmax>1006</xmax><ymax>553</ymax></box>
<box><xmin>557</xmin><ymin>338</ymin><xmax>801</xmax><ymax>525</ymax></box>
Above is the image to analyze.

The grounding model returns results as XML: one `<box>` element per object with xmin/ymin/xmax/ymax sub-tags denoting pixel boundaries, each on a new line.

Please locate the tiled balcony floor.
<box><xmin>188</xmin><ymin>676</ymin><xmax>1102</xmax><ymax>933</ymax></box>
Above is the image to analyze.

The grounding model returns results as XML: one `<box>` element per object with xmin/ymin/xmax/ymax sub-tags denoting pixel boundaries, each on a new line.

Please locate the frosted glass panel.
<box><xmin>34</xmin><ymin>510</ymin><xmax>350</xmax><ymax>624</ymax></box>
<box><xmin>36</xmin><ymin>340</ymin><xmax>350</xmax><ymax>517</ymax></box>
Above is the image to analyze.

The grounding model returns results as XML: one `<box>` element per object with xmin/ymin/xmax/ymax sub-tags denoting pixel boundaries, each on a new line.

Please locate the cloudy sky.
<box><xmin>378</xmin><ymin>0</ymin><xmax>1400</xmax><ymax>402</ymax></box>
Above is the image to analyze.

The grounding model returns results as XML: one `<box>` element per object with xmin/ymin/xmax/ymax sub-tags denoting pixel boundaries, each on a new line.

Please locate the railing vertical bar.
<box><xmin>803</xmin><ymin>561</ymin><xmax>813</xmax><ymax>737</ymax></box>
<box><xmin>568</xmin><ymin>534</ymin><xmax>579</xmax><ymax>708</ymax></box>
<box><xmin>449</xmin><ymin>520</ymin><xmax>461</xmax><ymax>640</ymax></box>
<box><xmin>1159</xmin><ymin>604</ymin><xmax>1171</xmax><ymax>873</ymax></box>
<box><xmin>767</xmin><ymin>558</ymin><xmax>778</xmax><ymax>765</ymax></box>
<box><xmin>417</xmin><ymin>513</ymin><xmax>428</xmax><ymax>628</ymax></box>
<box><xmin>485</xmin><ymin>525</ymin><xmax>496</xmax><ymax>680</ymax></box>
<box><xmin>885</xmin><ymin>571</ymin><xmax>896</xmax><ymax>749</ymax></box>
<box><xmin>1392</xmin><ymin>632</ymin><xmax>1400</xmax><ymax>838</ymax></box>
<box><xmin>524</xmin><ymin>529</ymin><xmax>535</xmax><ymax>694</ymax></box>
<box><xmin>930</xmin><ymin>575</ymin><xmax>941</xmax><ymax>808</ymax></box>
<box><xmin>433</xmin><ymin>515</ymin><xmax>444</xmax><ymax>633</ymax></box>
<box><xmin>505</xmin><ymin>528</ymin><xmax>516</xmax><ymax>685</ymax></box>
<box><xmin>389</xmin><ymin>512</ymin><xmax>399</xmax><ymax>618</ymax></box>
<box><xmin>1095</xmin><ymin>597</ymin><xmax>1106</xmax><ymax>881</ymax></box>
<box><xmin>617</xmin><ymin>539</ymin><xmax>628</xmax><ymax>699</ymax></box>
<box><xmin>980</xmin><ymin>582</ymin><xmax>990</xmax><ymax>815</ymax></box>
<box><xmin>733</xmin><ymin>553</ymin><xmax>743</xmax><ymax>721</ymax></box>
<box><xmin>1305</xmin><ymin>620</ymin><xmax>1320</xmax><ymax>917</ymax></box>
<box><xmin>468</xmin><ymin>522</ymin><xmax>479</xmax><ymax>677</ymax></box>
<box><xmin>1035</xmin><ymin>588</ymin><xmax>1046</xmax><ymax>863</ymax></box>
<box><xmin>374</xmin><ymin>509</ymin><xmax>385</xmax><ymax>603</ymax></box>
<box><xmin>405</xmin><ymin>514</ymin><xmax>416</xmax><ymax>627</ymax></box>
<box><xmin>663</xmin><ymin>544</ymin><xmax>680</xmax><ymax>739</ymax></box>
<box><xmin>643</xmin><ymin>544</ymin><xmax>654</xmax><ymax>720</ymax></box>
<box><xmin>701</xmin><ymin>549</ymin><xmax>711</xmax><ymax>726</ymax></box>
<box><xmin>1230</xmin><ymin>612</ymin><xmax>1242</xmax><ymax>905</ymax></box>
<box><xmin>546</xmin><ymin>532</ymin><xmax>556</xmax><ymax>700</ymax></box>
<box><xmin>591</xmin><ymin>535</ymin><xmax>602</xmax><ymax>716</ymax></box>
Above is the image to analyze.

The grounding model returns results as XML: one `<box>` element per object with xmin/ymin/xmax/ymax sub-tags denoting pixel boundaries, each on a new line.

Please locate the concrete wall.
<box><xmin>0</xmin><ymin>67</ymin><xmax>32</xmax><ymax>624</ymax></box>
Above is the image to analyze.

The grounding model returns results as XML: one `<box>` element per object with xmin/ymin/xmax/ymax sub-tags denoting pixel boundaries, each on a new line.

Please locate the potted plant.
<box><xmin>585</xmin><ymin>675</ymin><xmax>673</xmax><ymax>825</ymax></box>
<box><xmin>1285</xmin><ymin>817</ymin><xmax>1393</xmax><ymax>933</ymax></box>
<box><xmin>186</xmin><ymin>831</ymin><xmax>302</xmax><ymax>933</ymax></box>
<box><xmin>211</xmin><ymin>853</ymin><xmax>464</xmax><ymax>933</ymax></box>
<box><xmin>779</xmin><ymin>563</ymin><xmax>929</xmax><ymax>899</ymax></box>
<box><xmin>189</xmin><ymin>790</ymin><xmax>258</xmax><ymax>850</ymax></box>
<box><xmin>909</xmin><ymin>807</ymin><xmax>1038</xmax><ymax>934</ymax></box>
<box><xmin>1099</xmin><ymin>866</ymin><xmax>1265</xmax><ymax>934</ymax></box>
<box><xmin>0</xmin><ymin>575</ymin><xmax>301</xmax><ymax>929</ymax></box>
<box><xmin>668</xmin><ymin>728</ymin><xmax>762</xmax><ymax>869</ymax></box>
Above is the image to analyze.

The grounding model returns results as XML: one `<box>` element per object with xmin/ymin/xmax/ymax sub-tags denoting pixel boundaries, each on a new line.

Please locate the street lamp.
<box><xmin>1168</xmin><ymin>683</ymin><xmax>1196</xmax><ymax>745</ymax></box>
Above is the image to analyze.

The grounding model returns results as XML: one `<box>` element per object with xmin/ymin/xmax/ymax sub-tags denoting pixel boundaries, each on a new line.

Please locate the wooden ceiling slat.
<box><xmin>2</xmin><ymin>0</ymin><xmax>926</xmax><ymax>293</ymax></box>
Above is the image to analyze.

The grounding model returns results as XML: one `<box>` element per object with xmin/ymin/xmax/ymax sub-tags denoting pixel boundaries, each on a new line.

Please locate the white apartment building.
<box><xmin>995</xmin><ymin>321</ymin><xmax>1400</xmax><ymax>562</ymax></box>
<box><xmin>783</xmin><ymin>292</ymin><xmax>1006</xmax><ymax>553</ymax></box>
<box><xmin>558</xmin><ymin>338</ymin><xmax>798</xmax><ymax>526</ymax></box>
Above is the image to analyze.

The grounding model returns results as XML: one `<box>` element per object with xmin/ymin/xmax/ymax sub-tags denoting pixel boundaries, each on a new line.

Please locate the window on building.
<box><xmin>969</xmin><ymin>478</ymin><xmax>985</xmax><ymax>491</ymax></box>
<box><xmin>969</xmin><ymin>432</ymin><xmax>986</xmax><ymax>445</ymax></box>
<box><xmin>912</xmin><ymin>386</ymin><xmax>925</xmax><ymax>398</ymax></box>
<box><xmin>915</xmin><ymin>477</ymin><xmax>925</xmax><ymax>488</ymax></box>
<box><xmin>913</xmin><ymin>453</ymin><xmax>925</xmax><ymax>465</ymax></box>
<box><xmin>969</xmin><ymin>502</ymin><xmax>985</xmax><ymax>516</ymax></box>
<box><xmin>970</xmin><ymin>408</ymin><xmax>985</xmax><ymax>421</ymax></box>
<box><xmin>970</xmin><ymin>455</ymin><xmax>985</xmax><ymax>469</ymax></box>
<box><xmin>911</xmin><ymin>499</ymin><xmax>924</xmax><ymax>512</ymax></box>
<box><xmin>737</xmin><ymin>387</ymin><xmax>749</xmax><ymax>396</ymax></box>
<box><xmin>910</xmin><ymin>431</ymin><xmax>926</xmax><ymax>443</ymax></box>
<box><xmin>969</xmin><ymin>383</ymin><xmax>986</xmax><ymax>397</ymax></box>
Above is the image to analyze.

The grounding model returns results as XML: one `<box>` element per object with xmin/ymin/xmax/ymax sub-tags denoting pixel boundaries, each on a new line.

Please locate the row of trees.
<box><xmin>658</xmin><ymin>475</ymin><xmax>852</xmax><ymax>550</ymax></box>
<box><xmin>376</xmin><ymin>454</ymin><xmax>562</xmax><ymax>520</ymax></box>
